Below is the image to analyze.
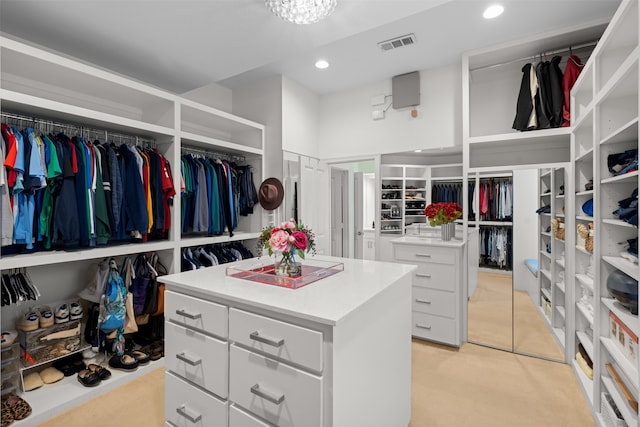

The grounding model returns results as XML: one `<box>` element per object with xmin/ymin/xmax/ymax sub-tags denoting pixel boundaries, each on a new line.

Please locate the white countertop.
<box><xmin>391</xmin><ymin>235</ymin><xmax>466</xmax><ymax>248</ymax></box>
<box><xmin>161</xmin><ymin>255</ymin><xmax>415</xmax><ymax>326</ymax></box>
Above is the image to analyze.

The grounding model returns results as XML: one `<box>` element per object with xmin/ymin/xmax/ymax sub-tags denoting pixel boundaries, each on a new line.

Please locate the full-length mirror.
<box><xmin>513</xmin><ymin>167</ymin><xmax>566</xmax><ymax>361</ymax></box>
<box><xmin>468</xmin><ymin>167</ymin><xmax>566</xmax><ymax>362</ymax></box>
<box><xmin>467</xmin><ymin>171</ymin><xmax>514</xmax><ymax>351</ymax></box>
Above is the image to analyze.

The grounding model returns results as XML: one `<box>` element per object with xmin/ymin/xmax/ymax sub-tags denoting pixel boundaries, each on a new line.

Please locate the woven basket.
<box><xmin>577</xmin><ymin>223</ymin><xmax>594</xmax><ymax>253</ymax></box>
<box><xmin>552</xmin><ymin>218</ymin><xmax>565</xmax><ymax>240</ymax></box>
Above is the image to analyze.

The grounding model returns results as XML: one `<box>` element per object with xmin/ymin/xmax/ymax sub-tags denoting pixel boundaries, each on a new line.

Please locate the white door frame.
<box><xmin>326</xmin><ymin>155</ymin><xmax>380</xmax><ymax>260</ymax></box>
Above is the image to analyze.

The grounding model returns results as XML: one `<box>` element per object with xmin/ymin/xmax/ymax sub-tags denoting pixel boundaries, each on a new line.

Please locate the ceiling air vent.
<box><xmin>378</xmin><ymin>33</ymin><xmax>416</xmax><ymax>51</ymax></box>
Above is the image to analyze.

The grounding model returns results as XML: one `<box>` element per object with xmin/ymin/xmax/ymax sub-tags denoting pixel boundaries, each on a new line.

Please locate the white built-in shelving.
<box><xmin>0</xmin><ymin>34</ymin><xmax>266</xmax><ymax>420</ymax></box>
<box><xmin>568</xmin><ymin>0</ymin><xmax>640</xmax><ymax>423</ymax></box>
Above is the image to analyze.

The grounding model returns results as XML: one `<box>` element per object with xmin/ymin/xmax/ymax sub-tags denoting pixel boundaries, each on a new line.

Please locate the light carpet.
<box><xmin>40</xmin><ymin>341</ymin><xmax>593</xmax><ymax>427</ymax></box>
<box><xmin>468</xmin><ymin>270</ymin><xmax>565</xmax><ymax>360</ymax></box>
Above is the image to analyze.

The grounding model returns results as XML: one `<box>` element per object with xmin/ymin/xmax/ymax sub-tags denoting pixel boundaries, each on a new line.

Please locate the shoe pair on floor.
<box><xmin>1</xmin><ymin>394</ymin><xmax>31</xmax><ymax>426</ymax></box>
<box><xmin>108</xmin><ymin>349</ymin><xmax>151</xmax><ymax>372</ymax></box>
<box><xmin>16</xmin><ymin>302</ymin><xmax>83</xmax><ymax>331</ymax></box>
<box><xmin>77</xmin><ymin>363</ymin><xmax>112</xmax><ymax>387</ymax></box>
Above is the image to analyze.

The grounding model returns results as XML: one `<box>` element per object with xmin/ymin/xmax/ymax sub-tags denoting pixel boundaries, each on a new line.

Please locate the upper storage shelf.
<box><xmin>180</xmin><ymin>101</ymin><xmax>264</xmax><ymax>156</ymax></box>
<box><xmin>593</xmin><ymin>0</ymin><xmax>639</xmax><ymax>92</ymax></box>
<box><xmin>0</xmin><ymin>37</ymin><xmax>175</xmax><ymax>131</ymax></box>
<box><xmin>463</xmin><ymin>20</ymin><xmax>609</xmax><ymax>142</ymax></box>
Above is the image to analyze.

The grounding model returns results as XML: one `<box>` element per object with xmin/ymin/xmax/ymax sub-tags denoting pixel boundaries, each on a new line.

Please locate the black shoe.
<box><xmin>77</xmin><ymin>369</ymin><xmax>101</xmax><ymax>387</ymax></box>
<box><xmin>108</xmin><ymin>354</ymin><xmax>139</xmax><ymax>371</ymax></box>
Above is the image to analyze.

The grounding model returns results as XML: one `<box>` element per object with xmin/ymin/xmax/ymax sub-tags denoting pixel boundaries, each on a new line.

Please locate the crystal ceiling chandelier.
<box><xmin>265</xmin><ymin>0</ymin><xmax>337</xmax><ymax>25</ymax></box>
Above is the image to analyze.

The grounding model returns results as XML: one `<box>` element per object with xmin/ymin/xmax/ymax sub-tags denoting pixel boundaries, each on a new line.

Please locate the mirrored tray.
<box><xmin>226</xmin><ymin>258</ymin><xmax>344</xmax><ymax>289</ymax></box>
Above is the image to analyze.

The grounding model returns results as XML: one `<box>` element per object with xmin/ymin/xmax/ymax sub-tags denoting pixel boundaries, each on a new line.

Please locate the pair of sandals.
<box><xmin>77</xmin><ymin>364</ymin><xmax>111</xmax><ymax>387</ymax></box>
<box><xmin>108</xmin><ymin>349</ymin><xmax>151</xmax><ymax>371</ymax></box>
<box><xmin>1</xmin><ymin>394</ymin><xmax>31</xmax><ymax>426</ymax></box>
<box><xmin>139</xmin><ymin>340</ymin><xmax>163</xmax><ymax>361</ymax></box>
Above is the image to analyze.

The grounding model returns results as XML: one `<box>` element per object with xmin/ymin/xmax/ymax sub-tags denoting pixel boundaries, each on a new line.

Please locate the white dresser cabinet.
<box><xmin>391</xmin><ymin>237</ymin><xmax>467</xmax><ymax>346</ymax></box>
<box><xmin>162</xmin><ymin>256</ymin><xmax>415</xmax><ymax>427</ymax></box>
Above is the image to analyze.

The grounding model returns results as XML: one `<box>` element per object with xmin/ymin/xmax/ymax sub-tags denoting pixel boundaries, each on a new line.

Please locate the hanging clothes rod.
<box><xmin>1</xmin><ymin>110</ymin><xmax>156</xmax><ymax>146</ymax></box>
<box><xmin>181</xmin><ymin>145</ymin><xmax>245</xmax><ymax>162</ymax></box>
<box><xmin>470</xmin><ymin>40</ymin><xmax>598</xmax><ymax>72</ymax></box>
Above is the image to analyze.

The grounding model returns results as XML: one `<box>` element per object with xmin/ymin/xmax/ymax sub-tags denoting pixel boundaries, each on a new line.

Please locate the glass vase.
<box><xmin>274</xmin><ymin>251</ymin><xmax>302</xmax><ymax>278</ymax></box>
<box><xmin>440</xmin><ymin>222</ymin><xmax>455</xmax><ymax>241</ymax></box>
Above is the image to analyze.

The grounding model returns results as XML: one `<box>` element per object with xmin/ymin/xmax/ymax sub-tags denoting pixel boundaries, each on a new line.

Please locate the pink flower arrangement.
<box><xmin>258</xmin><ymin>219</ymin><xmax>316</xmax><ymax>261</ymax></box>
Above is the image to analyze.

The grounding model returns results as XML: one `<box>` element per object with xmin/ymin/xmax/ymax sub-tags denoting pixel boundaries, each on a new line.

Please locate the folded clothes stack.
<box><xmin>535</xmin><ymin>205</ymin><xmax>551</xmax><ymax>214</ymax></box>
<box><xmin>619</xmin><ymin>238</ymin><xmax>638</xmax><ymax>265</ymax></box>
<box><xmin>613</xmin><ymin>188</ymin><xmax>638</xmax><ymax>226</ymax></box>
<box><xmin>608</xmin><ymin>149</ymin><xmax>638</xmax><ymax>177</ymax></box>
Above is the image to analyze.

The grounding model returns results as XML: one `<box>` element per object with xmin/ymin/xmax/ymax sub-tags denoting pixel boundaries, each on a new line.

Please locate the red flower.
<box><xmin>424</xmin><ymin>202</ymin><xmax>462</xmax><ymax>226</ymax></box>
<box><xmin>292</xmin><ymin>231</ymin><xmax>308</xmax><ymax>250</ymax></box>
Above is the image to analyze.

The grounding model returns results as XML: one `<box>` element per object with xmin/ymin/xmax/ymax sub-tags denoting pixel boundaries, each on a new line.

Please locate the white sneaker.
<box><xmin>39</xmin><ymin>306</ymin><xmax>54</xmax><ymax>328</ymax></box>
<box><xmin>17</xmin><ymin>311</ymin><xmax>40</xmax><ymax>331</ymax></box>
<box><xmin>55</xmin><ymin>304</ymin><xmax>69</xmax><ymax>324</ymax></box>
<box><xmin>69</xmin><ymin>302</ymin><xmax>83</xmax><ymax>321</ymax></box>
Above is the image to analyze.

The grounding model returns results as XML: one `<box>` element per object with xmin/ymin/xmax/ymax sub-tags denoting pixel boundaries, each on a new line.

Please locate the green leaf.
<box><xmin>298</xmin><ymin>249</ymin><xmax>305</xmax><ymax>259</ymax></box>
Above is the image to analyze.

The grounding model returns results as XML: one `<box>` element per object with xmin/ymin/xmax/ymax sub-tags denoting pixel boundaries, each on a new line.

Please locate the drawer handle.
<box><xmin>415</xmin><ymin>253</ymin><xmax>432</xmax><ymax>258</ymax></box>
<box><xmin>415</xmin><ymin>299</ymin><xmax>432</xmax><ymax>305</ymax></box>
<box><xmin>415</xmin><ymin>273</ymin><xmax>432</xmax><ymax>278</ymax></box>
<box><xmin>250</xmin><ymin>331</ymin><xmax>284</xmax><ymax>347</ymax></box>
<box><xmin>176</xmin><ymin>352</ymin><xmax>202</xmax><ymax>366</ymax></box>
<box><xmin>176</xmin><ymin>309</ymin><xmax>202</xmax><ymax>320</ymax></box>
<box><xmin>177</xmin><ymin>404</ymin><xmax>202</xmax><ymax>423</ymax></box>
<box><xmin>251</xmin><ymin>384</ymin><xmax>285</xmax><ymax>405</ymax></box>
<box><xmin>416</xmin><ymin>324</ymin><xmax>432</xmax><ymax>330</ymax></box>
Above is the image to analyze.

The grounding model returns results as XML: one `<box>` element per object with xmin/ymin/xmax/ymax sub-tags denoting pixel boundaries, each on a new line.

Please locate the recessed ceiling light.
<box><xmin>414</xmin><ymin>149</ymin><xmax>422</xmax><ymax>153</ymax></box>
<box><xmin>315</xmin><ymin>59</ymin><xmax>329</xmax><ymax>69</ymax></box>
<box><xmin>483</xmin><ymin>4</ymin><xmax>504</xmax><ymax>19</ymax></box>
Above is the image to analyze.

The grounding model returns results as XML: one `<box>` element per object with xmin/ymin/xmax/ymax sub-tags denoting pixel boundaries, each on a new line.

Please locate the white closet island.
<box><xmin>161</xmin><ymin>256</ymin><xmax>415</xmax><ymax>427</ymax></box>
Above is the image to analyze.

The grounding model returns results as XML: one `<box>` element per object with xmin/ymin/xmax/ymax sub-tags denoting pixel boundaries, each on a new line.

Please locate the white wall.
<box><xmin>512</xmin><ymin>169</ymin><xmax>540</xmax><ymax>295</ymax></box>
<box><xmin>181</xmin><ymin>82</ymin><xmax>233</xmax><ymax>113</ymax></box>
<box><xmin>282</xmin><ymin>77</ymin><xmax>320</xmax><ymax>158</ymax></box>
<box><xmin>232</xmin><ymin>76</ymin><xmax>283</xmax><ymax>180</ymax></box>
<box><xmin>316</xmin><ymin>63</ymin><xmax>462</xmax><ymax>159</ymax></box>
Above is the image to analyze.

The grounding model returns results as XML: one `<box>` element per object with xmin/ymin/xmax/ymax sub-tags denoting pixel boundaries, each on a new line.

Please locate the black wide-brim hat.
<box><xmin>258</xmin><ymin>177</ymin><xmax>284</xmax><ymax>211</ymax></box>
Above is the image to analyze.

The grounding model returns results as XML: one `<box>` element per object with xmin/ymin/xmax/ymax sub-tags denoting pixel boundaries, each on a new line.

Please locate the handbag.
<box><xmin>131</xmin><ymin>254</ymin><xmax>150</xmax><ymax>316</ymax></box>
<box><xmin>151</xmin><ymin>283</ymin><xmax>165</xmax><ymax>317</ymax></box>
<box><xmin>124</xmin><ymin>292</ymin><xmax>138</xmax><ymax>334</ymax></box>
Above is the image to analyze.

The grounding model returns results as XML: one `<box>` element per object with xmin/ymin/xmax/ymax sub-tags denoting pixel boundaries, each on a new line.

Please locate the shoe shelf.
<box><xmin>577</xmin><ymin>330</ymin><xmax>595</xmax><ymax>361</ymax></box>
<box><xmin>602</xmin><ymin>375</ymin><xmax>639</xmax><ymax>427</ymax></box>
<box><xmin>576</xmin><ymin>274</ymin><xmax>595</xmax><ymax>293</ymax></box>
<box><xmin>601</xmin><ymin>336</ymin><xmax>640</xmax><ymax>391</ymax></box>
<box><xmin>572</xmin><ymin>359</ymin><xmax>594</xmax><ymax>406</ymax></box>
<box><xmin>602</xmin><ymin>218</ymin><xmax>637</xmax><ymax>228</ymax></box>
<box><xmin>19</xmin><ymin>358</ymin><xmax>164</xmax><ymax>426</ymax></box>
<box><xmin>602</xmin><ymin>256</ymin><xmax>639</xmax><ymax>281</ymax></box>
<box><xmin>18</xmin><ymin>344</ymin><xmax>92</xmax><ymax>391</ymax></box>
<box><xmin>577</xmin><ymin>301</ymin><xmax>595</xmax><ymax>327</ymax></box>
<box><xmin>601</xmin><ymin>170</ymin><xmax>639</xmax><ymax>185</ymax></box>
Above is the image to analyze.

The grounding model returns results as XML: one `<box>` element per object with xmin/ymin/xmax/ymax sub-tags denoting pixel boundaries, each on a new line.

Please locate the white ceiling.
<box><xmin>0</xmin><ymin>0</ymin><xmax>621</xmax><ymax>96</ymax></box>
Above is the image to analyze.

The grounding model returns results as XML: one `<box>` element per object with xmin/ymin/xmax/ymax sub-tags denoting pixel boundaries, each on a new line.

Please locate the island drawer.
<box><xmin>393</xmin><ymin>245</ymin><xmax>457</xmax><ymax>265</ymax></box>
<box><xmin>412</xmin><ymin>263</ymin><xmax>458</xmax><ymax>291</ymax></box>
<box><xmin>230</xmin><ymin>405</ymin><xmax>271</xmax><ymax>427</ymax></box>
<box><xmin>166</xmin><ymin>290</ymin><xmax>228</xmax><ymax>339</ymax></box>
<box><xmin>412</xmin><ymin>311</ymin><xmax>457</xmax><ymax>346</ymax></box>
<box><xmin>165</xmin><ymin>371</ymin><xmax>228</xmax><ymax>427</ymax></box>
<box><xmin>230</xmin><ymin>345</ymin><xmax>322</xmax><ymax>427</ymax></box>
<box><xmin>165</xmin><ymin>322</ymin><xmax>229</xmax><ymax>398</ymax></box>
<box><xmin>412</xmin><ymin>287</ymin><xmax>456</xmax><ymax>318</ymax></box>
<box><xmin>229</xmin><ymin>308</ymin><xmax>323</xmax><ymax>373</ymax></box>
